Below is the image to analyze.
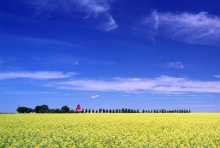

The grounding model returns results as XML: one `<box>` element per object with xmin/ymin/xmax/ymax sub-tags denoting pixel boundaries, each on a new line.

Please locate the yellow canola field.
<box><xmin>0</xmin><ymin>113</ymin><xmax>220</xmax><ymax>148</ymax></box>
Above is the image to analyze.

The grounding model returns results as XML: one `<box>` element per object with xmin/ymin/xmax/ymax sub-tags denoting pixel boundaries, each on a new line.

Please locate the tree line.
<box><xmin>17</xmin><ymin>105</ymin><xmax>73</xmax><ymax>113</ymax></box>
<box><xmin>17</xmin><ymin>105</ymin><xmax>191</xmax><ymax>113</ymax></box>
<box><xmin>81</xmin><ymin>108</ymin><xmax>190</xmax><ymax>113</ymax></box>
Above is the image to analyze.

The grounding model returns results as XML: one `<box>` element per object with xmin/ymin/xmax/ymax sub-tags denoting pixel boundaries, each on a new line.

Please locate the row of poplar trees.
<box><xmin>81</xmin><ymin>108</ymin><xmax>191</xmax><ymax>113</ymax></box>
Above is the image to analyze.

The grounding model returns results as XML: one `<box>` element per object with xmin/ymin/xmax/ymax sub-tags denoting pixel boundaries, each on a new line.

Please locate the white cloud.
<box><xmin>73</xmin><ymin>0</ymin><xmax>110</xmax><ymax>17</ymax></box>
<box><xmin>100</xmin><ymin>15</ymin><xmax>118</xmax><ymax>31</ymax></box>
<box><xmin>91</xmin><ymin>95</ymin><xmax>99</xmax><ymax>99</ymax></box>
<box><xmin>213</xmin><ymin>75</ymin><xmax>220</xmax><ymax>79</ymax></box>
<box><xmin>53</xmin><ymin>76</ymin><xmax>220</xmax><ymax>94</ymax></box>
<box><xmin>74</xmin><ymin>61</ymin><xmax>79</xmax><ymax>65</ymax></box>
<box><xmin>0</xmin><ymin>71</ymin><xmax>75</xmax><ymax>80</ymax></box>
<box><xmin>25</xmin><ymin>0</ymin><xmax>118</xmax><ymax>31</ymax></box>
<box><xmin>71</xmin><ymin>0</ymin><xmax>118</xmax><ymax>31</ymax></box>
<box><xmin>166</xmin><ymin>62</ymin><xmax>184</xmax><ymax>69</ymax></box>
<box><xmin>1</xmin><ymin>35</ymin><xmax>80</xmax><ymax>48</ymax></box>
<box><xmin>140</xmin><ymin>10</ymin><xmax>220</xmax><ymax>46</ymax></box>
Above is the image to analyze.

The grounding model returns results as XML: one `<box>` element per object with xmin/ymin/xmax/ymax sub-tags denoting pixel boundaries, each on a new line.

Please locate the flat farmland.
<box><xmin>1</xmin><ymin>113</ymin><xmax>220</xmax><ymax>148</ymax></box>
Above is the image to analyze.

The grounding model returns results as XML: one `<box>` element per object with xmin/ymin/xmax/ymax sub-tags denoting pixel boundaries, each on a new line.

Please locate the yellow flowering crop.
<box><xmin>0</xmin><ymin>113</ymin><xmax>220</xmax><ymax>147</ymax></box>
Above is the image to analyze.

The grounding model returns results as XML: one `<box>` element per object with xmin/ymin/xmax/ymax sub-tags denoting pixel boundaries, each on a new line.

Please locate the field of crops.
<box><xmin>1</xmin><ymin>113</ymin><xmax>220</xmax><ymax>147</ymax></box>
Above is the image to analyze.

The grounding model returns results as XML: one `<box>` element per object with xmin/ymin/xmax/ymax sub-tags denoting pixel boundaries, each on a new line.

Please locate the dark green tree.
<box><xmin>61</xmin><ymin>106</ymin><xmax>70</xmax><ymax>113</ymax></box>
<box><xmin>35</xmin><ymin>105</ymin><xmax>43</xmax><ymax>113</ymax></box>
<box><xmin>128</xmin><ymin>109</ymin><xmax>131</xmax><ymax>113</ymax></box>
<box><xmin>49</xmin><ymin>109</ymin><xmax>55</xmax><ymax>113</ymax></box>
<box><xmin>17</xmin><ymin>107</ymin><xmax>33</xmax><ymax>113</ymax></box>
<box><xmin>55</xmin><ymin>108</ymin><xmax>61</xmax><ymax>113</ymax></box>
<box><xmin>70</xmin><ymin>110</ymin><xmax>75</xmax><ymax>113</ymax></box>
<box><xmin>116</xmin><ymin>109</ymin><xmax>119</xmax><ymax>113</ymax></box>
<box><xmin>42</xmin><ymin>105</ymin><xmax>49</xmax><ymax>113</ymax></box>
<box><xmin>35</xmin><ymin>105</ymin><xmax>49</xmax><ymax>113</ymax></box>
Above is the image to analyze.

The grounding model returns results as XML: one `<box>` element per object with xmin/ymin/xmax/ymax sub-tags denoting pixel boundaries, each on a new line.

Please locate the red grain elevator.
<box><xmin>76</xmin><ymin>104</ymin><xmax>82</xmax><ymax>113</ymax></box>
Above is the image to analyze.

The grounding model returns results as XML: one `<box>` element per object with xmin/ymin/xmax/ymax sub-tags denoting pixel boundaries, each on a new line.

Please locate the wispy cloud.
<box><xmin>2</xmin><ymin>71</ymin><xmax>219</xmax><ymax>94</ymax></box>
<box><xmin>25</xmin><ymin>0</ymin><xmax>118</xmax><ymax>31</ymax></box>
<box><xmin>0</xmin><ymin>71</ymin><xmax>75</xmax><ymax>80</ymax></box>
<box><xmin>213</xmin><ymin>75</ymin><xmax>220</xmax><ymax>79</ymax></box>
<box><xmin>53</xmin><ymin>76</ymin><xmax>220</xmax><ymax>94</ymax></box>
<box><xmin>166</xmin><ymin>62</ymin><xmax>184</xmax><ymax>69</ymax></box>
<box><xmin>91</xmin><ymin>95</ymin><xmax>99</xmax><ymax>99</ymax></box>
<box><xmin>0</xmin><ymin>35</ymin><xmax>80</xmax><ymax>48</ymax></box>
<box><xmin>139</xmin><ymin>10</ymin><xmax>220</xmax><ymax>46</ymax></box>
<box><xmin>74</xmin><ymin>61</ymin><xmax>79</xmax><ymax>65</ymax></box>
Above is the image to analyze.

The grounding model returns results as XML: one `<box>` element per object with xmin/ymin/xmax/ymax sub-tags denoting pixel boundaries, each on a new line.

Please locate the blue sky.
<box><xmin>1</xmin><ymin>0</ymin><xmax>220</xmax><ymax>112</ymax></box>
